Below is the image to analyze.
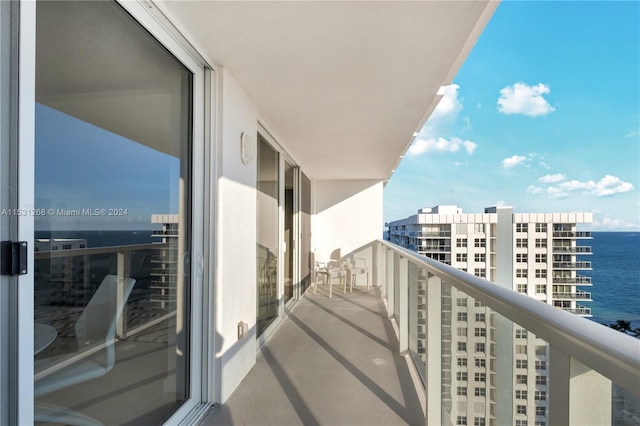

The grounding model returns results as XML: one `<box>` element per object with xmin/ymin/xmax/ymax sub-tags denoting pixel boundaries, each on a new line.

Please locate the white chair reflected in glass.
<box><xmin>313</xmin><ymin>247</ymin><xmax>346</xmax><ymax>298</ymax></box>
<box><xmin>34</xmin><ymin>274</ymin><xmax>136</xmax><ymax>425</ymax></box>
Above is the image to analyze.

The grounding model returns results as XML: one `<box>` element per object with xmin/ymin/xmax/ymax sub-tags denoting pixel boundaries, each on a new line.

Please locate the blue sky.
<box><xmin>384</xmin><ymin>1</ymin><xmax>639</xmax><ymax>231</ymax></box>
<box><xmin>35</xmin><ymin>103</ymin><xmax>180</xmax><ymax>230</ymax></box>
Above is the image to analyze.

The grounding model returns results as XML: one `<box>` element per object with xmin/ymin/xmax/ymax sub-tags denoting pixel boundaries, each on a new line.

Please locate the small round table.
<box><xmin>34</xmin><ymin>323</ymin><xmax>58</xmax><ymax>355</ymax></box>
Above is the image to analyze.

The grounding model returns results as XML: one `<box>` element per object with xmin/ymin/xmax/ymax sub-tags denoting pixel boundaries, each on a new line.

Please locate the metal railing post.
<box><xmin>549</xmin><ymin>345</ymin><xmax>612</xmax><ymax>425</ymax></box>
<box><xmin>425</xmin><ymin>272</ymin><xmax>442</xmax><ymax>426</ymax></box>
<box><xmin>398</xmin><ymin>257</ymin><xmax>408</xmax><ymax>354</ymax></box>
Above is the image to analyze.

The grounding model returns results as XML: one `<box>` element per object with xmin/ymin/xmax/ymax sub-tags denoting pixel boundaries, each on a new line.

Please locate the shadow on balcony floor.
<box><xmin>201</xmin><ymin>287</ymin><xmax>425</xmax><ymax>426</ymax></box>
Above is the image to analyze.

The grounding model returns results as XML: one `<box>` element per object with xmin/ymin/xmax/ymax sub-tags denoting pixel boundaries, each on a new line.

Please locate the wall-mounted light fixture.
<box><xmin>240</xmin><ymin>132</ymin><xmax>255</xmax><ymax>165</ymax></box>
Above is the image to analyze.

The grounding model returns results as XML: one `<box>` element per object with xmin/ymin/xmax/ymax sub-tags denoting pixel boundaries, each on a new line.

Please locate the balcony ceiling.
<box><xmin>159</xmin><ymin>0</ymin><xmax>498</xmax><ymax>181</ymax></box>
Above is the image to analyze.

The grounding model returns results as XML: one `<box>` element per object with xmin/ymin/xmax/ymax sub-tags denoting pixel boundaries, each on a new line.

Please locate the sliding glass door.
<box><xmin>257</xmin><ymin>135</ymin><xmax>280</xmax><ymax>335</ymax></box>
<box><xmin>257</xmin><ymin>133</ymin><xmax>310</xmax><ymax>338</ymax></box>
<box><xmin>26</xmin><ymin>1</ymin><xmax>204</xmax><ymax>423</ymax></box>
<box><xmin>284</xmin><ymin>160</ymin><xmax>295</xmax><ymax>305</ymax></box>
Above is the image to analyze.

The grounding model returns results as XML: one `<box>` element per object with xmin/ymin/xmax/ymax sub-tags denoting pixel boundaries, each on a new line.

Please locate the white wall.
<box><xmin>215</xmin><ymin>68</ymin><xmax>258</xmax><ymax>402</ymax></box>
<box><xmin>314</xmin><ymin>179</ymin><xmax>383</xmax><ymax>257</ymax></box>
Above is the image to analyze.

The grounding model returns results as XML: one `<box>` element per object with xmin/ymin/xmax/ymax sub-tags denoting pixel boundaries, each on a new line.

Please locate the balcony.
<box><xmin>552</xmin><ymin>290</ymin><xmax>592</xmax><ymax>301</ymax></box>
<box><xmin>561</xmin><ymin>304</ymin><xmax>593</xmax><ymax>316</ymax></box>
<box><xmin>203</xmin><ymin>240</ymin><xmax>639</xmax><ymax>425</ymax></box>
<box><xmin>553</xmin><ymin>231</ymin><xmax>592</xmax><ymax>238</ymax></box>
<box><xmin>408</xmin><ymin>231</ymin><xmax>452</xmax><ymax>238</ymax></box>
<box><xmin>552</xmin><ymin>246</ymin><xmax>592</xmax><ymax>254</ymax></box>
<box><xmin>552</xmin><ymin>275</ymin><xmax>592</xmax><ymax>285</ymax></box>
<box><xmin>553</xmin><ymin>261</ymin><xmax>592</xmax><ymax>269</ymax></box>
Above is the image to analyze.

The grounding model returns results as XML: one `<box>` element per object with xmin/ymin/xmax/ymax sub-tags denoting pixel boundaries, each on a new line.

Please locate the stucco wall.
<box><xmin>216</xmin><ymin>68</ymin><xmax>258</xmax><ymax>402</ymax></box>
<box><xmin>313</xmin><ymin>179</ymin><xmax>383</xmax><ymax>257</ymax></box>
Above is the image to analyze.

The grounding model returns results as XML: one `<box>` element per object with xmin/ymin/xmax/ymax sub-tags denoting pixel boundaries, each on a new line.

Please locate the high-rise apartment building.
<box><xmin>387</xmin><ymin>205</ymin><xmax>593</xmax><ymax>426</ymax></box>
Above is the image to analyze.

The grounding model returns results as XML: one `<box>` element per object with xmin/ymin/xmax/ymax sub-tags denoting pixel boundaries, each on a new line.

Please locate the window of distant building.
<box><xmin>516</xmin><ymin>223</ymin><xmax>528</xmax><ymax>232</ymax></box>
<box><xmin>535</xmin><ymin>223</ymin><xmax>547</xmax><ymax>233</ymax></box>
<box><xmin>535</xmin><ymin>270</ymin><xmax>547</xmax><ymax>279</ymax></box>
<box><xmin>535</xmin><ymin>254</ymin><xmax>547</xmax><ymax>263</ymax></box>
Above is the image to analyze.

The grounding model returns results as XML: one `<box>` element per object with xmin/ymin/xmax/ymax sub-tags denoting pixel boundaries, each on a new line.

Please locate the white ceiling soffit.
<box><xmin>158</xmin><ymin>0</ymin><xmax>499</xmax><ymax>181</ymax></box>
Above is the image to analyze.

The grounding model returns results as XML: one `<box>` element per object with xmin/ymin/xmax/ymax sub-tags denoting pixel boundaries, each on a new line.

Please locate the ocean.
<box><xmin>583</xmin><ymin>232</ymin><xmax>640</xmax><ymax>329</ymax></box>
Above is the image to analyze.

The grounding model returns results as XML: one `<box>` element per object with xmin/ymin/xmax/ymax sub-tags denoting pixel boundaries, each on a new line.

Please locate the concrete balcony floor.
<box><xmin>201</xmin><ymin>286</ymin><xmax>425</xmax><ymax>426</ymax></box>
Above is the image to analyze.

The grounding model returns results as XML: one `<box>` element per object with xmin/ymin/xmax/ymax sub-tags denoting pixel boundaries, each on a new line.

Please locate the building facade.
<box><xmin>388</xmin><ymin>205</ymin><xmax>593</xmax><ymax>426</ymax></box>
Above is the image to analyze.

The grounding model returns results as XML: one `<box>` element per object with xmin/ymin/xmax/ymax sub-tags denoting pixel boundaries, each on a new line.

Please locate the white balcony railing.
<box><xmin>348</xmin><ymin>240</ymin><xmax>640</xmax><ymax>426</ymax></box>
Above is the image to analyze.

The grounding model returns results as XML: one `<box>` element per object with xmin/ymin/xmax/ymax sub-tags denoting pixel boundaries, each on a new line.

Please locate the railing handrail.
<box><xmin>378</xmin><ymin>239</ymin><xmax>640</xmax><ymax>395</ymax></box>
<box><xmin>34</xmin><ymin>242</ymin><xmax>168</xmax><ymax>260</ymax></box>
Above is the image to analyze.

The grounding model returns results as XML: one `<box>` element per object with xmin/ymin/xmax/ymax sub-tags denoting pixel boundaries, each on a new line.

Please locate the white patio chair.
<box><xmin>343</xmin><ymin>256</ymin><xmax>370</xmax><ymax>291</ymax></box>
<box><xmin>34</xmin><ymin>274</ymin><xmax>136</xmax><ymax>425</ymax></box>
<box><xmin>313</xmin><ymin>247</ymin><xmax>346</xmax><ymax>298</ymax></box>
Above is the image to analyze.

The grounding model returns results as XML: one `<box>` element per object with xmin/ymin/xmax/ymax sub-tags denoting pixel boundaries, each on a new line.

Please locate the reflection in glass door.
<box><xmin>33</xmin><ymin>2</ymin><xmax>192</xmax><ymax>424</ymax></box>
<box><xmin>300</xmin><ymin>172</ymin><xmax>312</xmax><ymax>294</ymax></box>
<box><xmin>284</xmin><ymin>161</ymin><xmax>295</xmax><ymax>304</ymax></box>
<box><xmin>257</xmin><ymin>135</ymin><xmax>279</xmax><ymax>335</ymax></box>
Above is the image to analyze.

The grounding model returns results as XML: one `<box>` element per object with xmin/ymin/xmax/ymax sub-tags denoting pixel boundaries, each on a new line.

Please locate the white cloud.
<box><xmin>539</xmin><ymin>161</ymin><xmax>551</xmax><ymax>170</ymax></box>
<box><xmin>538</xmin><ymin>173</ymin><xmax>566</xmax><ymax>183</ymax></box>
<box><xmin>497</xmin><ymin>82</ymin><xmax>556</xmax><ymax>117</ymax></box>
<box><xmin>527</xmin><ymin>185</ymin><xmax>544</xmax><ymax>195</ymax></box>
<box><xmin>408</xmin><ymin>137</ymin><xmax>477</xmax><ymax>156</ymax></box>
<box><xmin>410</xmin><ymin>84</ymin><xmax>480</xmax><ymax>158</ymax></box>
<box><xmin>419</xmin><ymin>84</ymin><xmax>463</xmax><ymax>137</ymax></box>
<box><xmin>592</xmin><ymin>216</ymin><xmax>639</xmax><ymax>231</ymax></box>
<box><xmin>558</xmin><ymin>175</ymin><xmax>634</xmax><ymax>197</ymax></box>
<box><xmin>547</xmin><ymin>186</ymin><xmax>569</xmax><ymax>199</ymax></box>
<box><xmin>502</xmin><ymin>155</ymin><xmax>527</xmax><ymax>168</ymax></box>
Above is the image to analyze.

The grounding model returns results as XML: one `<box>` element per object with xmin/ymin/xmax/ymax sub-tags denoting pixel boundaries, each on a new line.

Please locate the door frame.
<box><xmin>13</xmin><ymin>1</ymin><xmax>213</xmax><ymax>423</ymax></box>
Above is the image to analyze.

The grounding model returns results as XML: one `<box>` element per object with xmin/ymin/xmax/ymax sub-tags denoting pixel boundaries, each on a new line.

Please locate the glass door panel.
<box><xmin>284</xmin><ymin>161</ymin><xmax>295</xmax><ymax>304</ymax></box>
<box><xmin>300</xmin><ymin>172</ymin><xmax>312</xmax><ymax>294</ymax></box>
<box><xmin>257</xmin><ymin>135</ymin><xmax>279</xmax><ymax>335</ymax></box>
<box><xmin>33</xmin><ymin>1</ymin><xmax>192</xmax><ymax>424</ymax></box>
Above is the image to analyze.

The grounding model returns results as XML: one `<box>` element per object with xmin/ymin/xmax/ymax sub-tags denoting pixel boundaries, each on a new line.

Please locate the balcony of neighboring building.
<box><xmin>552</xmin><ymin>290</ymin><xmax>592</xmax><ymax>301</ymax></box>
